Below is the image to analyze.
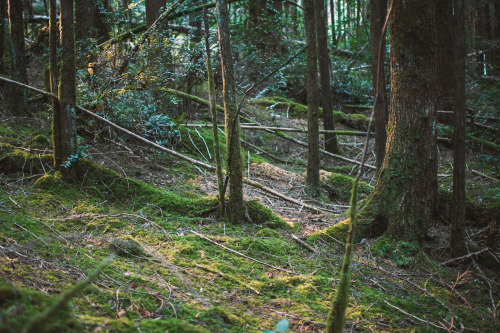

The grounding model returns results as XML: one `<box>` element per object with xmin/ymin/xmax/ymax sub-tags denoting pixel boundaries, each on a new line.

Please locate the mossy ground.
<box><xmin>1</xmin><ymin>108</ymin><xmax>498</xmax><ymax>333</ymax></box>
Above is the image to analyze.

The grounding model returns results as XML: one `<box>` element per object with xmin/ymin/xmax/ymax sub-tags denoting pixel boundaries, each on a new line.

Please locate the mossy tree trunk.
<box><xmin>369</xmin><ymin>0</ymin><xmax>388</xmax><ymax>171</ymax></box>
<box><xmin>49</xmin><ymin>0</ymin><xmax>62</xmax><ymax>168</ymax></box>
<box><xmin>304</xmin><ymin>0</ymin><xmax>320</xmax><ymax>197</ymax></box>
<box><xmin>315</xmin><ymin>0</ymin><xmax>339</xmax><ymax>154</ymax></box>
<box><xmin>7</xmin><ymin>0</ymin><xmax>28</xmax><ymax>116</ymax></box>
<box><xmin>216</xmin><ymin>0</ymin><xmax>244</xmax><ymax>223</ymax></box>
<box><xmin>451</xmin><ymin>0</ymin><xmax>466</xmax><ymax>257</ymax></box>
<box><xmin>359</xmin><ymin>0</ymin><xmax>438</xmax><ymax>244</ymax></box>
<box><xmin>58</xmin><ymin>0</ymin><xmax>77</xmax><ymax>179</ymax></box>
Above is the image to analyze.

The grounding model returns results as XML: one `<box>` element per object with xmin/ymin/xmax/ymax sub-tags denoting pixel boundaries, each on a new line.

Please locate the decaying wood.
<box><xmin>471</xmin><ymin>169</ymin><xmax>498</xmax><ymax>182</ymax></box>
<box><xmin>190</xmin><ymin>230</ymin><xmax>299</xmax><ymax>275</ymax></box>
<box><xmin>291</xmin><ymin>234</ymin><xmax>317</xmax><ymax>253</ymax></box>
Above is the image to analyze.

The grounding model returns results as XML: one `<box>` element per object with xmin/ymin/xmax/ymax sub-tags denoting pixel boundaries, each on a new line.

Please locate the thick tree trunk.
<box><xmin>451</xmin><ymin>0</ymin><xmax>467</xmax><ymax>257</ymax></box>
<box><xmin>216</xmin><ymin>0</ymin><xmax>244</xmax><ymax>223</ymax></box>
<box><xmin>304</xmin><ymin>0</ymin><xmax>320</xmax><ymax>197</ymax></box>
<box><xmin>75</xmin><ymin>0</ymin><xmax>110</xmax><ymax>42</ymax></box>
<box><xmin>7</xmin><ymin>0</ymin><xmax>28</xmax><ymax>116</ymax></box>
<box><xmin>316</xmin><ymin>0</ymin><xmax>339</xmax><ymax>154</ymax></box>
<box><xmin>146</xmin><ymin>0</ymin><xmax>166</xmax><ymax>28</ymax></box>
<box><xmin>370</xmin><ymin>0</ymin><xmax>388</xmax><ymax>171</ymax></box>
<box><xmin>359</xmin><ymin>0</ymin><xmax>438</xmax><ymax>244</ymax></box>
<box><xmin>0</xmin><ymin>0</ymin><xmax>6</xmax><ymax>71</ymax></box>
<box><xmin>58</xmin><ymin>0</ymin><xmax>77</xmax><ymax>179</ymax></box>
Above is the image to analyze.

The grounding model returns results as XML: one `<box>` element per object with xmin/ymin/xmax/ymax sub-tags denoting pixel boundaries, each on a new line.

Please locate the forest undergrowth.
<box><xmin>0</xmin><ymin>90</ymin><xmax>499</xmax><ymax>332</ymax></box>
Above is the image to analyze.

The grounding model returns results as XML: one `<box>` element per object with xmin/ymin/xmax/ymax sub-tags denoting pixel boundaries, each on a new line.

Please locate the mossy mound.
<box><xmin>0</xmin><ymin>283</ymin><xmax>84</xmax><ymax>333</ymax></box>
<box><xmin>371</xmin><ymin>238</ymin><xmax>421</xmax><ymax>268</ymax></box>
<box><xmin>255</xmin><ymin>97</ymin><xmax>370</xmax><ymax>130</ymax></box>
<box><xmin>308</xmin><ymin>218</ymin><xmax>350</xmax><ymax>245</ymax></box>
<box><xmin>109</xmin><ymin>236</ymin><xmax>147</xmax><ymax>257</ymax></box>
<box><xmin>255</xmin><ymin>227</ymin><xmax>280</xmax><ymax>238</ymax></box>
<box><xmin>24</xmin><ymin>134</ymin><xmax>52</xmax><ymax>148</ymax></box>
<box><xmin>0</xmin><ymin>144</ymin><xmax>53</xmax><ymax>174</ymax></box>
<box><xmin>325</xmin><ymin>173</ymin><xmax>372</xmax><ymax>203</ymax></box>
<box><xmin>246</xmin><ymin>200</ymin><xmax>290</xmax><ymax>229</ymax></box>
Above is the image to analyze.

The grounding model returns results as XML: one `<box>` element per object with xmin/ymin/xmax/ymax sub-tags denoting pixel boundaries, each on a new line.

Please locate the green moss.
<box><xmin>371</xmin><ymin>238</ymin><xmax>421</xmax><ymax>267</ymax></box>
<box><xmin>255</xmin><ymin>227</ymin><xmax>280</xmax><ymax>238</ymax></box>
<box><xmin>109</xmin><ymin>236</ymin><xmax>146</xmax><ymax>257</ymax></box>
<box><xmin>0</xmin><ymin>283</ymin><xmax>84</xmax><ymax>333</ymax></box>
<box><xmin>246</xmin><ymin>200</ymin><xmax>290</xmax><ymax>229</ymax></box>
<box><xmin>308</xmin><ymin>219</ymin><xmax>350</xmax><ymax>245</ymax></box>
<box><xmin>437</xmin><ymin>188</ymin><xmax>499</xmax><ymax>224</ymax></box>
<box><xmin>326</xmin><ymin>173</ymin><xmax>372</xmax><ymax>203</ymax></box>
<box><xmin>0</xmin><ymin>146</ymin><xmax>53</xmax><ymax>174</ymax></box>
<box><xmin>25</xmin><ymin>134</ymin><xmax>52</xmax><ymax>148</ymax></box>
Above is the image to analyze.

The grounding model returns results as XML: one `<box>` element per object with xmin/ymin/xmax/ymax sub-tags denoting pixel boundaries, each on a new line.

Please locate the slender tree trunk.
<box><xmin>370</xmin><ymin>0</ymin><xmax>388</xmax><ymax>171</ymax></box>
<box><xmin>451</xmin><ymin>0</ymin><xmax>467</xmax><ymax>257</ymax></box>
<box><xmin>436</xmin><ymin>0</ymin><xmax>454</xmax><ymax>114</ymax></box>
<box><xmin>8</xmin><ymin>0</ymin><xmax>28</xmax><ymax>116</ymax></box>
<box><xmin>216</xmin><ymin>0</ymin><xmax>244</xmax><ymax>223</ymax></box>
<box><xmin>49</xmin><ymin>0</ymin><xmax>62</xmax><ymax>168</ymax></box>
<box><xmin>330</xmin><ymin>0</ymin><xmax>337</xmax><ymax>45</ymax></box>
<box><xmin>203</xmin><ymin>8</ymin><xmax>225</xmax><ymax>215</ymax></box>
<box><xmin>359</xmin><ymin>0</ymin><xmax>437</xmax><ymax>244</ymax></box>
<box><xmin>58</xmin><ymin>0</ymin><xmax>77</xmax><ymax>179</ymax></box>
<box><xmin>304</xmin><ymin>0</ymin><xmax>320</xmax><ymax>197</ymax></box>
<box><xmin>0</xmin><ymin>0</ymin><xmax>6</xmax><ymax>71</ymax></box>
<box><xmin>316</xmin><ymin>0</ymin><xmax>339</xmax><ymax>154</ymax></box>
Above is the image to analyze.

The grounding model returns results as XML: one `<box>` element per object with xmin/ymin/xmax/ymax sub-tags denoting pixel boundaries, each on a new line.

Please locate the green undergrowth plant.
<box><xmin>371</xmin><ymin>238</ymin><xmax>421</xmax><ymax>268</ymax></box>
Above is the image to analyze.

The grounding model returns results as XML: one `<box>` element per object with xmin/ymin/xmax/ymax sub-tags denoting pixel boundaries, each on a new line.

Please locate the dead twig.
<box><xmin>440</xmin><ymin>248</ymin><xmax>489</xmax><ymax>266</ymax></box>
<box><xmin>189</xmin><ymin>230</ymin><xmax>299</xmax><ymax>275</ymax></box>
<box><xmin>291</xmin><ymin>234</ymin><xmax>317</xmax><ymax>253</ymax></box>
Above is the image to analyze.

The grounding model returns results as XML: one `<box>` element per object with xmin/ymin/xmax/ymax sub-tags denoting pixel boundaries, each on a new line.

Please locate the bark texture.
<box><xmin>49</xmin><ymin>0</ymin><xmax>62</xmax><ymax>168</ymax></box>
<box><xmin>216</xmin><ymin>0</ymin><xmax>244</xmax><ymax>223</ymax></box>
<box><xmin>304</xmin><ymin>0</ymin><xmax>320</xmax><ymax>197</ymax></box>
<box><xmin>146</xmin><ymin>0</ymin><xmax>166</xmax><ymax>28</ymax></box>
<box><xmin>76</xmin><ymin>0</ymin><xmax>110</xmax><ymax>42</ymax></box>
<box><xmin>360</xmin><ymin>0</ymin><xmax>438</xmax><ymax>243</ymax></box>
<box><xmin>436</xmin><ymin>0</ymin><xmax>454</xmax><ymax>113</ymax></box>
<box><xmin>451</xmin><ymin>0</ymin><xmax>467</xmax><ymax>257</ymax></box>
<box><xmin>370</xmin><ymin>0</ymin><xmax>388</xmax><ymax>171</ymax></box>
<box><xmin>316</xmin><ymin>0</ymin><xmax>339</xmax><ymax>154</ymax></box>
<box><xmin>8</xmin><ymin>0</ymin><xmax>28</xmax><ymax>115</ymax></box>
<box><xmin>58</xmin><ymin>0</ymin><xmax>77</xmax><ymax>178</ymax></box>
<box><xmin>0</xmin><ymin>0</ymin><xmax>6</xmax><ymax>70</ymax></box>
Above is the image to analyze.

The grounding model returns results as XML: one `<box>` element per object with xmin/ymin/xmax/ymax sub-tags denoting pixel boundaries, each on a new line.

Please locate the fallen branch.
<box><xmin>471</xmin><ymin>169</ymin><xmax>498</xmax><ymax>182</ymax></box>
<box><xmin>266</xmin><ymin>129</ymin><xmax>377</xmax><ymax>170</ymax></box>
<box><xmin>189</xmin><ymin>230</ymin><xmax>299</xmax><ymax>275</ymax></box>
<box><xmin>183</xmin><ymin>123</ymin><xmax>373</xmax><ymax>136</ymax></box>
<box><xmin>291</xmin><ymin>234</ymin><xmax>317</xmax><ymax>253</ymax></box>
<box><xmin>243</xmin><ymin>178</ymin><xmax>337</xmax><ymax>214</ymax></box>
<box><xmin>383</xmin><ymin>300</ymin><xmax>453</xmax><ymax>332</ymax></box>
<box><xmin>440</xmin><ymin>248</ymin><xmax>489</xmax><ymax>266</ymax></box>
<box><xmin>241</xmin><ymin>139</ymin><xmax>287</xmax><ymax>164</ymax></box>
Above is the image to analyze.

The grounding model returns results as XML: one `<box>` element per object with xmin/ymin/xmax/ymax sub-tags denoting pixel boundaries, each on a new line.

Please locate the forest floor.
<box><xmin>1</xmin><ymin>84</ymin><xmax>499</xmax><ymax>332</ymax></box>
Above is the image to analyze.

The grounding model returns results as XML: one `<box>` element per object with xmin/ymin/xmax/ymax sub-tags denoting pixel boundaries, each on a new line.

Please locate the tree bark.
<box><xmin>451</xmin><ymin>0</ymin><xmax>467</xmax><ymax>257</ymax></box>
<box><xmin>75</xmin><ymin>0</ymin><xmax>110</xmax><ymax>42</ymax></box>
<box><xmin>304</xmin><ymin>0</ymin><xmax>320</xmax><ymax>197</ymax></box>
<box><xmin>359</xmin><ymin>0</ymin><xmax>438</xmax><ymax>244</ymax></box>
<box><xmin>7</xmin><ymin>0</ymin><xmax>28</xmax><ymax>116</ymax></box>
<box><xmin>330</xmin><ymin>0</ymin><xmax>336</xmax><ymax>45</ymax></box>
<box><xmin>216</xmin><ymin>0</ymin><xmax>244</xmax><ymax>223</ymax></box>
<box><xmin>370</xmin><ymin>0</ymin><xmax>388</xmax><ymax>171</ymax></box>
<box><xmin>58</xmin><ymin>0</ymin><xmax>77</xmax><ymax>179</ymax></box>
<box><xmin>436</xmin><ymin>0</ymin><xmax>454</xmax><ymax>112</ymax></box>
<box><xmin>0</xmin><ymin>0</ymin><xmax>6</xmax><ymax>71</ymax></box>
<box><xmin>146</xmin><ymin>0</ymin><xmax>166</xmax><ymax>28</ymax></box>
<box><xmin>316</xmin><ymin>0</ymin><xmax>339</xmax><ymax>154</ymax></box>
<box><xmin>49</xmin><ymin>0</ymin><xmax>62</xmax><ymax>168</ymax></box>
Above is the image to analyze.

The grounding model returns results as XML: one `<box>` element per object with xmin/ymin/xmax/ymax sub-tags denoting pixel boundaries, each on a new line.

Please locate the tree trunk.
<box><xmin>75</xmin><ymin>0</ymin><xmax>110</xmax><ymax>42</ymax></box>
<box><xmin>304</xmin><ymin>0</ymin><xmax>320</xmax><ymax>197</ymax></box>
<box><xmin>316</xmin><ymin>0</ymin><xmax>339</xmax><ymax>154</ymax></box>
<box><xmin>58</xmin><ymin>0</ymin><xmax>77</xmax><ymax>179</ymax></box>
<box><xmin>146</xmin><ymin>0</ymin><xmax>166</xmax><ymax>28</ymax></box>
<box><xmin>0</xmin><ymin>0</ymin><xmax>6</xmax><ymax>71</ymax></box>
<box><xmin>216</xmin><ymin>0</ymin><xmax>244</xmax><ymax>223</ymax></box>
<box><xmin>49</xmin><ymin>0</ymin><xmax>62</xmax><ymax>168</ymax></box>
<box><xmin>370</xmin><ymin>0</ymin><xmax>388</xmax><ymax>171</ymax></box>
<box><xmin>436</xmin><ymin>0</ymin><xmax>454</xmax><ymax>113</ymax></box>
<box><xmin>7</xmin><ymin>0</ymin><xmax>28</xmax><ymax>116</ymax></box>
<box><xmin>330</xmin><ymin>0</ymin><xmax>336</xmax><ymax>45</ymax></box>
<box><xmin>359</xmin><ymin>0</ymin><xmax>438</xmax><ymax>244</ymax></box>
<box><xmin>451</xmin><ymin>0</ymin><xmax>466</xmax><ymax>257</ymax></box>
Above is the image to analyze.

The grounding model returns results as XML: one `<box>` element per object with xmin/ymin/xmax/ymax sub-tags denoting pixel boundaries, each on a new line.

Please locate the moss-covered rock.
<box><xmin>246</xmin><ymin>200</ymin><xmax>290</xmax><ymax>229</ymax></box>
<box><xmin>109</xmin><ymin>236</ymin><xmax>146</xmax><ymax>257</ymax></box>
<box><xmin>326</xmin><ymin>173</ymin><xmax>372</xmax><ymax>203</ymax></box>
<box><xmin>0</xmin><ymin>145</ymin><xmax>53</xmax><ymax>174</ymax></box>
<box><xmin>0</xmin><ymin>283</ymin><xmax>84</xmax><ymax>333</ymax></box>
<box><xmin>25</xmin><ymin>134</ymin><xmax>52</xmax><ymax>148</ymax></box>
<box><xmin>256</xmin><ymin>227</ymin><xmax>280</xmax><ymax>238</ymax></box>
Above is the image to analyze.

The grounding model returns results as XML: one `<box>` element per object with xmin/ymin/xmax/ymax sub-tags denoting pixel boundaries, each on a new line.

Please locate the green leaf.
<box><xmin>263</xmin><ymin>330</ymin><xmax>276</xmax><ymax>333</ymax></box>
<box><xmin>275</xmin><ymin>318</ymin><xmax>289</xmax><ymax>332</ymax></box>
